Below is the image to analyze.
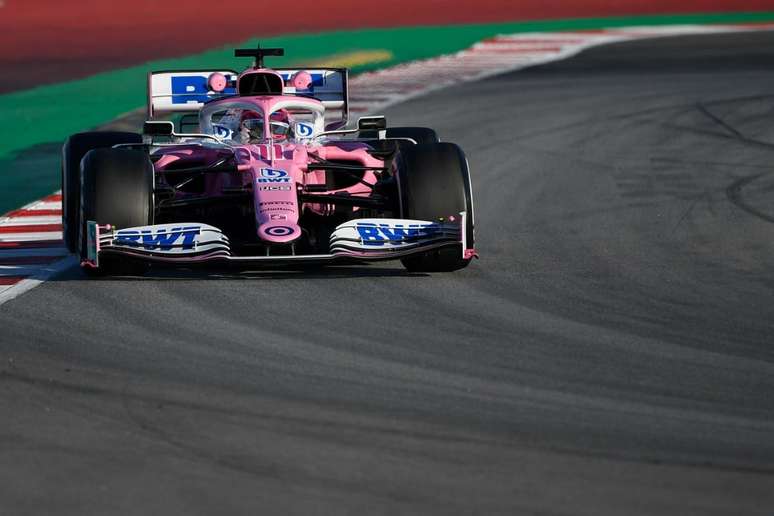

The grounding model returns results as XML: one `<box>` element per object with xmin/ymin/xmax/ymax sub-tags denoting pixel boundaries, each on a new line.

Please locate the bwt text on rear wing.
<box><xmin>147</xmin><ymin>68</ymin><xmax>348</xmax><ymax>130</ymax></box>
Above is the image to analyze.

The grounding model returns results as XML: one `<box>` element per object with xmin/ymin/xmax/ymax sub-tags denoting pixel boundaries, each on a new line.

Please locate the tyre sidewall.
<box><xmin>396</xmin><ymin>142</ymin><xmax>474</xmax><ymax>271</ymax></box>
<box><xmin>79</xmin><ymin>148</ymin><xmax>154</xmax><ymax>271</ymax></box>
<box><xmin>62</xmin><ymin>132</ymin><xmax>141</xmax><ymax>253</ymax></box>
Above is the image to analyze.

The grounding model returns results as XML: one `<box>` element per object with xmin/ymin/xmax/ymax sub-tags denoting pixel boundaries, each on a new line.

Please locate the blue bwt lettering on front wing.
<box><xmin>114</xmin><ymin>227</ymin><xmax>201</xmax><ymax>251</ymax></box>
<box><xmin>356</xmin><ymin>223</ymin><xmax>439</xmax><ymax>246</ymax></box>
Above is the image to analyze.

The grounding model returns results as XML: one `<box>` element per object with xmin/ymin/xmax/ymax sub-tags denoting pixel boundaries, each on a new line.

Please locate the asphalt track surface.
<box><xmin>2</xmin><ymin>32</ymin><xmax>774</xmax><ymax>515</ymax></box>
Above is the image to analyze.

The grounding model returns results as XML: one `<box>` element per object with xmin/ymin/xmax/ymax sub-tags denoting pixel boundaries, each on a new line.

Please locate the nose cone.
<box><xmin>258</xmin><ymin>223</ymin><xmax>302</xmax><ymax>243</ymax></box>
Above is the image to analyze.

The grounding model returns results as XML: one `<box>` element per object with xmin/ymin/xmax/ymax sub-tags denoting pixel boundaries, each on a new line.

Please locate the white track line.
<box><xmin>26</xmin><ymin>201</ymin><xmax>61</xmax><ymax>211</ymax></box>
<box><xmin>0</xmin><ymin>231</ymin><xmax>63</xmax><ymax>241</ymax></box>
<box><xmin>0</xmin><ymin>189</ymin><xmax>68</xmax><ymax>305</ymax></box>
<box><xmin>0</xmin><ymin>216</ymin><xmax>61</xmax><ymax>225</ymax></box>
<box><xmin>0</xmin><ymin>257</ymin><xmax>78</xmax><ymax>305</ymax></box>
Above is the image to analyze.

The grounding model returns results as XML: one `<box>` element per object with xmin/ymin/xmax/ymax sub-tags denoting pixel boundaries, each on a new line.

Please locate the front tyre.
<box><xmin>61</xmin><ymin>131</ymin><xmax>142</xmax><ymax>253</ymax></box>
<box><xmin>79</xmin><ymin>148</ymin><xmax>154</xmax><ymax>276</ymax></box>
<box><xmin>396</xmin><ymin>142</ymin><xmax>475</xmax><ymax>272</ymax></box>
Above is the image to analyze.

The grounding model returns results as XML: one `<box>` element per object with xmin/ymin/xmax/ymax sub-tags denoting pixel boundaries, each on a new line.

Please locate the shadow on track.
<box><xmin>50</xmin><ymin>263</ymin><xmax>428</xmax><ymax>282</ymax></box>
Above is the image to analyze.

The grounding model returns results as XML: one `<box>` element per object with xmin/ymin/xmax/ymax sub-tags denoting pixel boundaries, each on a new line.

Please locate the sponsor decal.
<box><xmin>295</xmin><ymin>122</ymin><xmax>314</xmax><ymax>138</ymax></box>
<box><xmin>265</xmin><ymin>226</ymin><xmax>294</xmax><ymax>237</ymax></box>
<box><xmin>257</xmin><ymin>178</ymin><xmax>290</xmax><ymax>184</ymax></box>
<box><xmin>330</xmin><ymin>219</ymin><xmax>458</xmax><ymax>257</ymax></box>
<box><xmin>259</xmin><ymin>185</ymin><xmax>292</xmax><ymax>191</ymax></box>
<box><xmin>114</xmin><ymin>226</ymin><xmax>201</xmax><ymax>251</ymax></box>
<box><xmin>260</xmin><ymin>168</ymin><xmax>287</xmax><ymax>178</ymax></box>
<box><xmin>257</xmin><ymin>168</ymin><xmax>290</xmax><ymax>183</ymax></box>
<box><xmin>259</xmin><ymin>201</ymin><xmax>294</xmax><ymax>206</ymax></box>
<box><xmin>212</xmin><ymin>124</ymin><xmax>233</xmax><ymax>139</ymax></box>
<box><xmin>170</xmin><ymin>74</ymin><xmax>235</xmax><ymax>105</ymax></box>
<box><xmin>355</xmin><ymin>222</ymin><xmax>439</xmax><ymax>246</ymax></box>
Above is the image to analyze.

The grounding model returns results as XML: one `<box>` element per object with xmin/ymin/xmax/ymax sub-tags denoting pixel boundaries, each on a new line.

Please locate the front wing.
<box><xmin>84</xmin><ymin>217</ymin><xmax>467</xmax><ymax>268</ymax></box>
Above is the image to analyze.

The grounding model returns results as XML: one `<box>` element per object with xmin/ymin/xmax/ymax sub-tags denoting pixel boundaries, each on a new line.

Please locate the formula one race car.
<box><xmin>61</xmin><ymin>46</ymin><xmax>476</xmax><ymax>275</ymax></box>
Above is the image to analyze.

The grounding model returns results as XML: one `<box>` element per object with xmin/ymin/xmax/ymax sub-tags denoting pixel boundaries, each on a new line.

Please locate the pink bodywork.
<box><xmin>153</xmin><ymin>94</ymin><xmax>383</xmax><ymax>246</ymax></box>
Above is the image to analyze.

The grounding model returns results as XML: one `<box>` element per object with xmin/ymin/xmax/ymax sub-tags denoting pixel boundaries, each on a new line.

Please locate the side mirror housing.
<box><xmin>358</xmin><ymin>116</ymin><xmax>387</xmax><ymax>131</ymax></box>
<box><xmin>143</xmin><ymin>121</ymin><xmax>175</xmax><ymax>137</ymax></box>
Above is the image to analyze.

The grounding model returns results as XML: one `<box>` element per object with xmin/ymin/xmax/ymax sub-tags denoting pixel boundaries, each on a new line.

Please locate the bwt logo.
<box><xmin>114</xmin><ymin>227</ymin><xmax>201</xmax><ymax>251</ymax></box>
<box><xmin>295</xmin><ymin>122</ymin><xmax>314</xmax><ymax>138</ymax></box>
<box><xmin>212</xmin><ymin>124</ymin><xmax>233</xmax><ymax>139</ymax></box>
<box><xmin>356</xmin><ymin>223</ymin><xmax>439</xmax><ymax>246</ymax></box>
<box><xmin>258</xmin><ymin>168</ymin><xmax>290</xmax><ymax>183</ymax></box>
<box><xmin>170</xmin><ymin>75</ymin><xmax>236</xmax><ymax>104</ymax></box>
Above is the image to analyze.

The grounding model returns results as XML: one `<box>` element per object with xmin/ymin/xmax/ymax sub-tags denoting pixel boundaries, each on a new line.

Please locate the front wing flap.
<box><xmin>329</xmin><ymin>218</ymin><xmax>463</xmax><ymax>259</ymax></box>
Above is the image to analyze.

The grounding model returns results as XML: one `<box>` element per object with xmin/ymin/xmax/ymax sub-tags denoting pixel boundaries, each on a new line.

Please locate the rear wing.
<box><xmin>148</xmin><ymin>68</ymin><xmax>349</xmax><ymax>129</ymax></box>
<box><xmin>277</xmin><ymin>68</ymin><xmax>348</xmax><ymax>129</ymax></box>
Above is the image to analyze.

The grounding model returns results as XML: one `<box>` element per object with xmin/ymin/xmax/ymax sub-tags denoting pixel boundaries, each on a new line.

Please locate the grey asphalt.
<box><xmin>2</xmin><ymin>31</ymin><xmax>774</xmax><ymax>515</ymax></box>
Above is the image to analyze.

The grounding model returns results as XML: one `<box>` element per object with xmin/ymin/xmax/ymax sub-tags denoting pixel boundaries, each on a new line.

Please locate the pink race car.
<box><xmin>61</xmin><ymin>47</ymin><xmax>476</xmax><ymax>275</ymax></box>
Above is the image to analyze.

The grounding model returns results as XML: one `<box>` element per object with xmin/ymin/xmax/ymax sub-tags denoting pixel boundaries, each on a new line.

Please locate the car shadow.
<box><xmin>50</xmin><ymin>262</ymin><xmax>428</xmax><ymax>282</ymax></box>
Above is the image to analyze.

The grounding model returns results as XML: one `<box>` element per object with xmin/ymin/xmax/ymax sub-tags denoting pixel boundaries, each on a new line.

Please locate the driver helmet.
<box><xmin>268</xmin><ymin>109</ymin><xmax>292</xmax><ymax>140</ymax></box>
<box><xmin>238</xmin><ymin>109</ymin><xmax>292</xmax><ymax>143</ymax></box>
<box><xmin>238</xmin><ymin>110</ymin><xmax>263</xmax><ymax>143</ymax></box>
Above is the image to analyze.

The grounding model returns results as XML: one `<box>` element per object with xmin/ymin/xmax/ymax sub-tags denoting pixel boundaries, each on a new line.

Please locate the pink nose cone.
<box><xmin>258</xmin><ymin>223</ymin><xmax>302</xmax><ymax>243</ymax></box>
<box><xmin>290</xmin><ymin>71</ymin><xmax>313</xmax><ymax>90</ymax></box>
<box><xmin>208</xmin><ymin>72</ymin><xmax>228</xmax><ymax>92</ymax></box>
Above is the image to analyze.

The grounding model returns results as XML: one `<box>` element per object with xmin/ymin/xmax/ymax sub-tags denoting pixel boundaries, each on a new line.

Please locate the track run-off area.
<box><xmin>2</xmin><ymin>30</ymin><xmax>774</xmax><ymax>515</ymax></box>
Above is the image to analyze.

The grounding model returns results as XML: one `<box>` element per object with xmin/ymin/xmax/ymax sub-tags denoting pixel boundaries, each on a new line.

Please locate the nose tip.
<box><xmin>258</xmin><ymin>223</ymin><xmax>302</xmax><ymax>243</ymax></box>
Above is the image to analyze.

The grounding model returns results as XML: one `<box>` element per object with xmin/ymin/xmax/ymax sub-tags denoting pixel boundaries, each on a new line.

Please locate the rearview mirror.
<box><xmin>358</xmin><ymin>116</ymin><xmax>387</xmax><ymax>131</ymax></box>
<box><xmin>143</xmin><ymin>121</ymin><xmax>174</xmax><ymax>137</ymax></box>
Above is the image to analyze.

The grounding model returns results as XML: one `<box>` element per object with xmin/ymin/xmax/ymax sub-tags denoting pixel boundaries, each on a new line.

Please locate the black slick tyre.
<box><xmin>396</xmin><ymin>142</ymin><xmax>475</xmax><ymax>272</ymax></box>
<box><xmin>62</xmin><ymin>132</ymin><xmax>142</xmax><ymax>253</ymax></box>
<box><xmin>79</xmin><ymin>148</ymin><xmax>153</xmax><ymax>276</ymax></box>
